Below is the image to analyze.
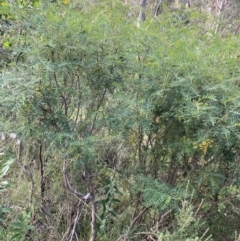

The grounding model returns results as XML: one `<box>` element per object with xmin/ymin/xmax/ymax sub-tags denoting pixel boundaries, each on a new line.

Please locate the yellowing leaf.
<box><xmin>199</xmin><ymin>139</ymin><xmax>213</xmax><ymax>155</ymax></box>
<box><xmin>63</xmin><ymin>0</ymin><xmax>70</xmax><ymax>4</ymax></box>
<box><xmin>3</xmin><ymin>41</ymin><xmax>10</xmax><ymax>49</ymax></box>
<box><xmin>1</xmin><ymin>1</ymin><xmax>9</xmax><ymax>7</ymax></box>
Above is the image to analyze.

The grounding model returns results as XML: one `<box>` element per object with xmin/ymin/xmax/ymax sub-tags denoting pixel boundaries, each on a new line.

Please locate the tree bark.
<box><xmin>138</xmin><ymin>0</ymin><xmax>147</xmax><ymax>27</ymax></box>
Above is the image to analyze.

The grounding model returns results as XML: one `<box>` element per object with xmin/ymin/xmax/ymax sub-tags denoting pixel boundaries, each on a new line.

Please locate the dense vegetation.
<box><xmin>0</xmin><ymin>0</ymin><xmax>240</xmax><ymax>240</ymax></box>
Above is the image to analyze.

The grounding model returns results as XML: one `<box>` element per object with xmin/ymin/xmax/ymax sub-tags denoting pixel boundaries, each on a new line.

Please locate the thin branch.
<box><xmin>81</xmin><ymin>164</ymin><xmax>97</xmax><ymax>241</ymax></box>
<box><xmin>212</xmin><ymin>194</ymin><xmax>239</xmax><ymax>204</ymax></box>
<box><xmin>216</xmin><ymin>0</ymin><xmax>224</xmax><ymax>11</ymax></box>
<box><xmin>134</xmin><ymin>232</ymin><xmax>157</xmax><ymax>241</ymax></box>
<box><xmin>138</xmin><ymin>0</ymin><xmax>147</xmax><ymax>27</ymax></box>
<box><xmin>130</xmin><ymin>207</ymin><xmax>148</xmax><ymax>230</ymax></box>
<box><xmin>39</xmin><ymin>145</ymin><xmax>45</xmax><ymax>204</ymax></box>
<box><xmin>71</xmin><ymin>75</ymin><xmax>81</xmax><ymax>132</ymax></box>
<box><xmin>17</xmin><ymin>141</ymin><xmax>32</xmax><ymax>179</ymax></box>
<box><xmin>87</xmin><ymin>87</ymin><xmax>107</xmax><ymax>136</ymax></box>
<box><xmin>16</xmin><ymin>140</ymin><xmax>34</xmax><ymax>206</ymax></box>
<box><xmin>154</xmin><ymin>0</ymin><xmax>163</xmax><ymax>17</ymax></box>
<box><xmin>41</xmin><ymin>205</ymin><xmax>54</xmax><ymax>218</ymax></box>
<box><xmin>75</xmin><ymin>232</ymin><xmax>79</xmax><ymax>241</ymax></box>
<box><xmin>158</xmin><ymin>208</ymin><xmax>173</xmax><ymax>224</ymax></box>
<box><xmin>62</xmin><ymin>158</ymin><xmax>95</xmax><ymax>240</ymax></box>
<box><xmin>53</xmin><ymin>71</ymin><xmax>60</xmax><ymax>88</ymax></box>
<box><xmin>61</xmin><ymin>94</ymin><xmax>69</xmax><ymax>116</ymax></box>
<box><xmin>186</xmin><ymin>0</ymin><xmax>191</xmax><ymax>8</ymax></box>
<box><xmin>89</xmin><ymin>188</ymin><xmax>96</xmax><ymax>241</ymax></box>
<box><xmin>69</xmin><ymin>201</ymin><xmax>84</xmax><ymax>241</ymax></box>
<box><xmin>63</xmin><ymin>157</ymin><xmax>93</xmax><ymax>202</ymax></box>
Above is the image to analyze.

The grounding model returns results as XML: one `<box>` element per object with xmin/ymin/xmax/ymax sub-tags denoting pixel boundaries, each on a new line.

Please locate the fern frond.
<box><xmin>137</xmin><ymin>176</ymin><xmax>186</xmax><ymax>211</ymax></box>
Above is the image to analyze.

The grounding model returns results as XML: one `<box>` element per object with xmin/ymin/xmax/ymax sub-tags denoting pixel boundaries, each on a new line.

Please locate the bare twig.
<box><xmin>41</xmin><ymin>205</ymin><xmax>54</xmax><ymax>218</ymax></box>
<box><xmin>61</xmin><ymin>93</ymin><xmax>69</xmax><ymax>116</ymax></box>
<box><xmin>134</xmin><ymin>232</ymin><xmax>157</xmax><ymax>241</ymax></box>
<box><xmin>16</xmin><ymin>140</ymin><xmax>34</xmax><ymax>206</ymax></box>
<box><xmin>82</xmin><ymin>164</ymin><xmax>97</xmax><ymax>241</ymax></box>
<box><xmin>63</xmin><ymin>157</ymin><xmax>97</xmax><ymax>241</ymax></box>
<box><xmin>53</xmin><ymin>71</ymin><xmax>60</xmax><ymax>88</ymax></box>
<box><xmin>17</xmin><ymin>141</ymin><xmax>32</xmax><ymax>179</ymax></box>
<box><xmin>130</xmin><ymin>207</ymin><xmax>148</xmax><ymax>230</ymax></box>
<box><xmin>69</xmin><ymin>201</ymin><xmax>84</xmax><ymax>241</ymax></box>
<box><xmin>87</xmin><ymin>87</ymin><xmax>107</xmax><ymax>136</ymax></box>
<box><xmin>71</xmin><ymin>75</ymin><xmax>81</xmax><ymax>132</ymax></box>
<box><xmin>159</xmin><ymin>208</ymin><xmax>173</xmax><ymax>224</ymax></box>
<box><xmin>154</xmin><ymin>0</ymin><xmax>163</xmax><ymax>17</ymax></box>
<box><xmin>89</xmin><ymin>189</ymin><xmax>96</xmax><ymax>241</ymax></box>
<box><xmin>39</xmin><ymin>145</ymin><xmax>45</xmax><ymax>204</ymax></box>
<box><xmin>63</xmin><ymin>158</ymin><xmax>92</xmax><ymax>202</ymax></box>
<box><xmin>216</xmin><ymin>0</ymin><xmax>224</xmax><ymax>11</ymax></box>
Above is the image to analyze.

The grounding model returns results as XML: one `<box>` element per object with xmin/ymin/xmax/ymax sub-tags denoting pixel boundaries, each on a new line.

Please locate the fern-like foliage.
<box><xmin>157</xmin><ymin>200</ymin><xmax>212</xmax><ymax>241</ymax></box>
<box><xmin>137</xmin><ymin>176</ymin><xmax>187</xmax><ymax>211</ymax></box>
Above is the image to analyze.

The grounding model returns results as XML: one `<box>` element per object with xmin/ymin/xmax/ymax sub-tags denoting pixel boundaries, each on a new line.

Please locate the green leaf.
<box><xmin>1</xmin><ymin>159</ymin><xmax>15</xmax><ymax>177</ymax></box>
